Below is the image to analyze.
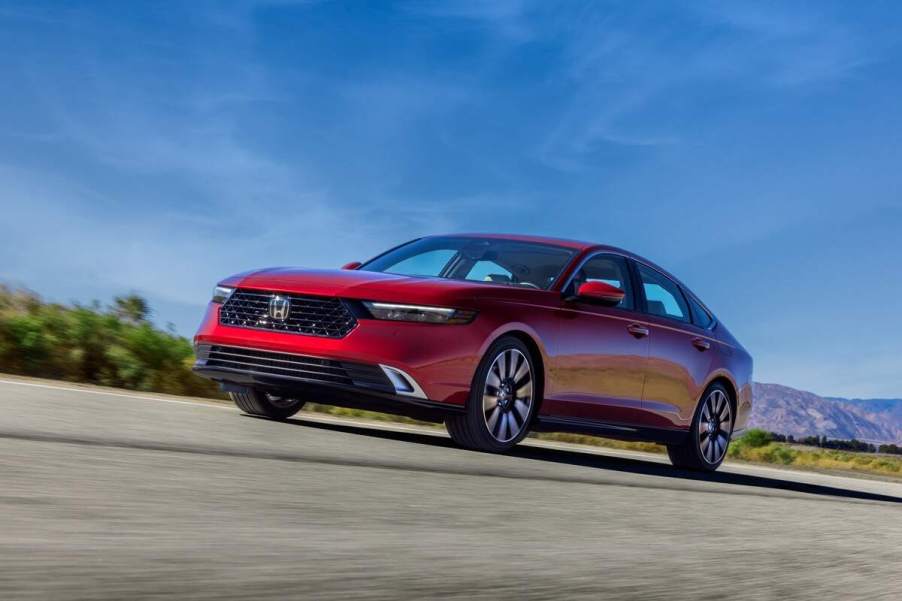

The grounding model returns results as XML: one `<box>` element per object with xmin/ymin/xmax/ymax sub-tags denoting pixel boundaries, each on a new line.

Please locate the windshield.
<box><xmin>360</xmin><ymin>237</ymin><xmax>576</xmax><ymax>290</ymax></box>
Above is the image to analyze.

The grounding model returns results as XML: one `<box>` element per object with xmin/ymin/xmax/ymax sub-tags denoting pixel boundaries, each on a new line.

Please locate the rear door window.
<box><xmin>687</xmin><ymin>295</ymin><xmax>714</xmax><ymax>329</ymax></box>
<box><xmin>637</xmin><ymin>265</ymin><xmax>690</xmax><ymax>322</ymax></box>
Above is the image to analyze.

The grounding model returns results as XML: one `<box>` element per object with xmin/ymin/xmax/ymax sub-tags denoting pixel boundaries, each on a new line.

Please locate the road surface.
<box><xmin>1</xmin><ymin>378</ymin><xmax>900</xmax><ymax>600</ymax></box>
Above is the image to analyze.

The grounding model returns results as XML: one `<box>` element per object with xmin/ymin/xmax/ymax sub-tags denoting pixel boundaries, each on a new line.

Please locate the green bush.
<box><xmin>0</xmin><ymin>285</ymin><xmax>222</xmax><ymax>399</ymax></box>
<box><xmin>733</xmin><ymin>428</ymin><xmax>773</xmax><ymax>449</ymax></box>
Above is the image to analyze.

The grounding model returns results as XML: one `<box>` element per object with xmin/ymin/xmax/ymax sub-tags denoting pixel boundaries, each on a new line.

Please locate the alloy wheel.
<box><xmin>698</xmin><ymin>388</ymin><xmax>732</xmax><ymax>464</ymax></box>
<box><xmin>482</xmin><ymin>348</ymin><xmax>533</xmax><ymax>443</ymax></box>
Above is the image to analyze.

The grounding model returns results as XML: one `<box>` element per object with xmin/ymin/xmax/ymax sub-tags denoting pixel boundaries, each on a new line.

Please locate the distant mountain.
<box><xmin>826</xmin><ymin>396</ymin><xmax>902</xmax><ymax>423</ymax></box>
<box><xmin>749</xmin><ymin>383</ymin><xmax>902</xmax><ymax>444</ymax></box>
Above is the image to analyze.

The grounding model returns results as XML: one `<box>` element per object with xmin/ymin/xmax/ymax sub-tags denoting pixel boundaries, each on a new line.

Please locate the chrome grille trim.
<box><xmin>219</xmin><ymin>289</ymin><xmax>357</xmax><ymax>338</ymax></box>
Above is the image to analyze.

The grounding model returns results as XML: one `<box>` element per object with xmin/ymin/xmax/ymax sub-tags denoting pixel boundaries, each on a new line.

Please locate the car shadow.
<box><xmin>273</xmin><ymin>414</ymin><xmax>902</xmax><ymax>504</ymax></box>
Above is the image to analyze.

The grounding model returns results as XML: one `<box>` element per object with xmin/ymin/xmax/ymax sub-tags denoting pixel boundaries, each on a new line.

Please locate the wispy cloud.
<box><xmin>696</xmin><ymin>2</ymin><xmax>876</xmax><ymax>85</ymax></box>
<box><xmin>458</xmin><ymin>1</ymin><xmax>882</xmax><ymax>170</ymax></box>
<box><xmin>402</xmin><ymin>0</ymin><xmax>532</xmax><ymax>40</ymax></box>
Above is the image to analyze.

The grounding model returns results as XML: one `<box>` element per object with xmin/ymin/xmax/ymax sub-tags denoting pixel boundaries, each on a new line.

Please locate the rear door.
<box><xmin>634</xmin><ymin>263</ymin><xmax>715</xmax><ymax>430</ymax></box>
<box><xmin>545</xmin><ymin>253</ymin><xmax>649</xmax><ymax>426</ymax></box>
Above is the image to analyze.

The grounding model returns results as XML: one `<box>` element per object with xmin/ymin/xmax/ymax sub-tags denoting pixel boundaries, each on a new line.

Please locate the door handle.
<box><xmin>692</xmin><ymin>338</ymin><xmax>711</xmax><ymax>351</ymax></box>
<box><xmin>627</xmin><ymin>324</ymin><xmax>650</xmax><ymax>338</ymax></box>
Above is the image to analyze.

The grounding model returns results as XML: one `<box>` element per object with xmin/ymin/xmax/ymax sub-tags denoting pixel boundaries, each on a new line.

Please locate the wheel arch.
<box><xmin>703</xmin><ymin>373</ymin><xmax>738</xmax><ymax>417</ymax></box>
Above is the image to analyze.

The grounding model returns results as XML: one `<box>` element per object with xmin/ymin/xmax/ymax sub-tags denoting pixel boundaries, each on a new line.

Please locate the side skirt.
<box><xmin>533</xmin><ymin>415</ymin><xmax>688</xmax><ymax>445</ymax></box>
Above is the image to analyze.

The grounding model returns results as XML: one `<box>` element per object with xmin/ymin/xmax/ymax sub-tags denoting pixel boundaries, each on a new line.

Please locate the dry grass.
<box><xmin>728</xmin><ymin>439</ymin><xmax>902</xmax><ymax>478</ymax></box>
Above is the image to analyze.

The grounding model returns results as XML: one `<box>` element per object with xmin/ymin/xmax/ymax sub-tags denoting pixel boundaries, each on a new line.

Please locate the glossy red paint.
<box><xmin>194</xmin><ymin>234</ymin><xmax>753</xmax><ymax>443</ymax></box>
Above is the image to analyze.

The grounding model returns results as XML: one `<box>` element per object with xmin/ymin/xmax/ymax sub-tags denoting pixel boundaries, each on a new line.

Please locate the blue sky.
<box><xmin>1</xmin><ymin>1</ymin><xmax>900</xmax><ymax>398</ymax></box>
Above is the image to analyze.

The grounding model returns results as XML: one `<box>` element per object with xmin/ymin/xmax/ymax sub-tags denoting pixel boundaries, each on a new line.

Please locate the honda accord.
<box><xmin>194</xmin><ymin>234</ymin><xmax>752</xmax><ymax>471</ymax></box>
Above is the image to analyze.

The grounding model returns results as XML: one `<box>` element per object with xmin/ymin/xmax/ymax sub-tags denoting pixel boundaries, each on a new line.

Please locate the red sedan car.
<box><xmin>194</xmin><ymin>234</ymin><xmax>752</xmax><ymax>471</ymax></box>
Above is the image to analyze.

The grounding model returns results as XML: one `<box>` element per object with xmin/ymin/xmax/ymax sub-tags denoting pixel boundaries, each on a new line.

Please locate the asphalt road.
<box><xmin>1</xmin><ymin>378</ymin><xmax>900</xmax><ymax>601</ymax></box>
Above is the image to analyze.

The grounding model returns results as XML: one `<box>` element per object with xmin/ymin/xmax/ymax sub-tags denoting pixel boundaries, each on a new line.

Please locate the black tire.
<box><xmin>230</xmin><ymin>389</ymin><xmax>305</xmax><ymax>420</ymax></box>
<box><xmin>444</xmin><ymin>336</ymin><xmax>539</xmax><ymax>452</ymax></box>
<box><xmin>667</xmin><ymin>382</ymin><xmax>734</xmax><ymax>472</ymax></box>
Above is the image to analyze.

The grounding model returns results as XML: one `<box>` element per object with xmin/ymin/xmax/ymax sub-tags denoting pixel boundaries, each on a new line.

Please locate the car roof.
<box><xmin>430</xmin><ymin>232</ymin><xmax>595</xmax><ymax>251</ymax></box>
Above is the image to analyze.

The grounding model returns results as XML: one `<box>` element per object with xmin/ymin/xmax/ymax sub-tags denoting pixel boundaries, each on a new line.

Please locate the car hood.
<box><xmin>221</xmin><ymin>267</ymin><xmax>487</xmax><ymax>306</ymax></box>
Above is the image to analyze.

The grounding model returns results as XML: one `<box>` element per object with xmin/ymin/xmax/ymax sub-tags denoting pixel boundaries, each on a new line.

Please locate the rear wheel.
<box><xmin>667</xmin><ymin>383</ymin><xmax>733</xmax><ymax>471</ymax></box>
<box><xmin>445</xmin><ymin>337</ymin><xmax>538</xmax><ymax>452</ymax></box>
<box><xmin>230</xmin><ymin>389</ymin><xmax>305</xmax><ymax>420</ymax></box>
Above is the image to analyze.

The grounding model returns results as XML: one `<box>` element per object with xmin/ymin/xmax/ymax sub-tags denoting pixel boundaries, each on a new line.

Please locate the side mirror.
<box><xmin>341</xmin><ymin>261</ymin><xmax>362</xmax><ymax>270</ymax></box>
<box><xmin>575</xmin><ymin>281</ymin><xmax>625</xmax><ymax>306</ymax></box>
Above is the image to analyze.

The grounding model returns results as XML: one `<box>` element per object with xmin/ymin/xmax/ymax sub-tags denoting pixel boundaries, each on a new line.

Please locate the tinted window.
<box><xmin>385</xmin><ymin>249</ymin><xmax>456</xmax><ymax>277</ymax></box>
<box><xmin>567</xmin><ymin>255</ymin><xmax>633</xmax><ymax>310</ymax></box>
<box><xmin>688</xmin><ymin>295</ymin><xmax>714</xmax><ymax>329</ymax></box>
<box><xmin>465</xmin><ymin>260</ymin><xmax>514</xmax><ymax>284</ymax></box>
<box><xmin>638</xmin><ymin>265</ymin><xmax>689</xmax><ymax>322</ymax></box>
<box><xmin>361</xmin><ymin>237</ymin><xmax>575</xmax><ymax>290</ymax></box>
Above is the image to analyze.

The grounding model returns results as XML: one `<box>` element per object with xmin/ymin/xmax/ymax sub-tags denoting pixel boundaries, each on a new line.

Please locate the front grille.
<box><xmin>204</xmin><ymin>345</ymin><xmax>392</xmax><ymax>392</ymax></box>
<box><xmin>220</xmin><ymin>289</ymin><xmax>357</xmax><ymax>338</ymax></box>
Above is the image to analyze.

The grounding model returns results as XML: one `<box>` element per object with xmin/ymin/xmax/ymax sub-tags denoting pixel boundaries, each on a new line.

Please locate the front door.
<box><xmin>545</xmin><ymin>254</ymin><xmax>649</xmax><ymax>426</ymax></box>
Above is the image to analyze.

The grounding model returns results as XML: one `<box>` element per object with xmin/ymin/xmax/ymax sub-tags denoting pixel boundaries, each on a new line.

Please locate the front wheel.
<box><xmin>230</xmin><ymin>389</ymin><xmax>305</xmax><ymax>420</ymax></box>
<box><xmin>667</xmin><ymin>383</ymin><xmax>734</xmax><ymax>472</ymax></box>
<box><xmin>445</xmin><ymin>336</ymin><xmax>538</xmax><ymax>452</ymax></box>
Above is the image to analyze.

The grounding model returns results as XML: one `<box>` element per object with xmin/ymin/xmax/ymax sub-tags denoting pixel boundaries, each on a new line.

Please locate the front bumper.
<box><xmin>194</xmin><ymin>344</ymin><xmax>463</xmax><ymax>421</ymax></box>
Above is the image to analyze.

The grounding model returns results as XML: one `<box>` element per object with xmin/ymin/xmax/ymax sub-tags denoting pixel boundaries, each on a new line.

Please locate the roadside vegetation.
<box><xmin>0</xmin><ymin>285</ymin><xmax>221</xmax><ymax>398</ymax></box>
<box><xmin>726</xmin><ymin>429</ymin><xmax>901</xmax><ymax>477</ymax></box>
<box><xmin>1</xmin><ymin>286</ymin><xmax>898</xmax><ymax>478</ymax></box>
<box><xmin>534</xmin><ymin>430</ymin><xmax>902</xmax><ymax>478</ymax></box>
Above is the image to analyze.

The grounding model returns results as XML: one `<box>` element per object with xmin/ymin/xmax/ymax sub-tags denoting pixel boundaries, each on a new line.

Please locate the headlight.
<box><xmin>212</xmin><ymin>286</ymin><xmax>235</xmax><ymax>304</ymax></box>
<box><xmin>362</xmin><ymin>301</ymin><xmax>476</xmax><ymax>324</ymax></box>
